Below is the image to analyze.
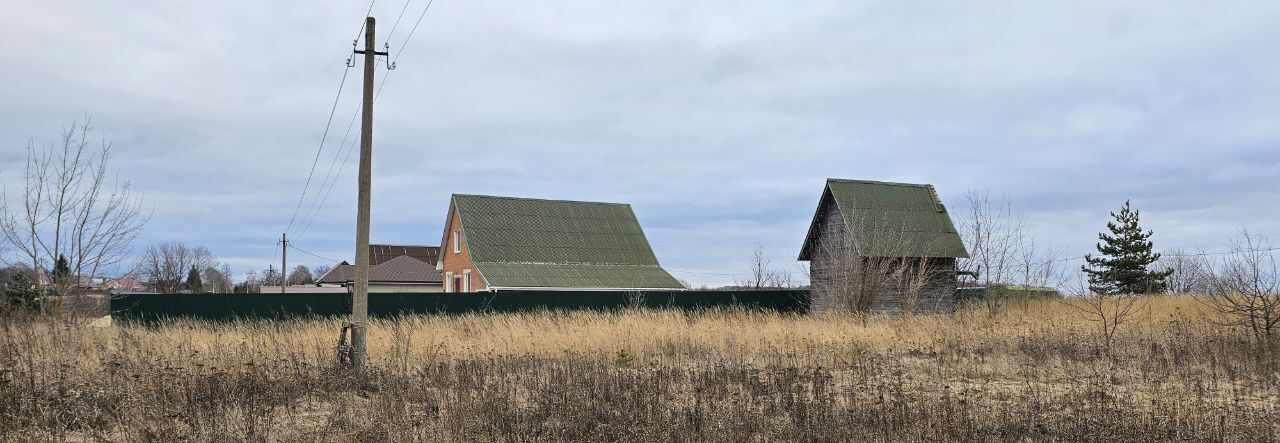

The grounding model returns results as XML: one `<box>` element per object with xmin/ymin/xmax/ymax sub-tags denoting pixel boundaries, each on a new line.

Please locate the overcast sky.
<box><xmin>2</xmin><ymin>1</ymin><xmax>1278</xmax><ymax>286</ymax></box>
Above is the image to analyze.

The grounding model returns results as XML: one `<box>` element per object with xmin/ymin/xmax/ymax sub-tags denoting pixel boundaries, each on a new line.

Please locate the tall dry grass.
<box><xmin>1</xmin><ymin>296</ymin><xmax>1277</xmax><ymax>442</ymax></box>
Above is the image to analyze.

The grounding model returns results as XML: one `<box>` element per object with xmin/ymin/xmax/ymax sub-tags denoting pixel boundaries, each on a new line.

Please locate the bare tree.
<box><xmin>313</xmin><ymin>264</ymin><xmax>333</xmax><ymax>281</ymax></box>
<box><xmin>956</xmin><ymin>189</ymin><xmax>1070</xmax><ymax>315</ymax></box>
<box><xmin>1198</xmin><ymin>229</ymin><xmax>1279</xmax><ymax>350</ymax></box>
<box><xmin>287</xmin><ymin>265</ymin><xmax>314</xmax><ymax>286</ymax></box>
<box><xmin>955</xmin><ymin>189</ymin><xmax>1026</xmax><ymax>316</ymax></box>
<box><xmin>201</xmin><ymin>263</ymin><xmax>235</xmax><ymax>293</ymax></box>
<box><xmin>739</xmin><ymin>244</ymin><xmax>783</xmax><ymax>290</ymax></box>
<box><xmin>135</xmin><ymin>241</ymin><xmax>219</xmax><ymax>293</ymax></box>
<box><xmin>957</xmin><ymin>189</ymin><xmax>1022</xmax><ymax>289</ymax></box>
<box><xmin>0</xmin><ymin>118</ymin><xmax>148</xmax><ymax>319</ymax></box>
<box><xmin>234</xmin><ymin>270</ymin><xmax>264</xmax><ymax>293</ymax></box>
<box><xmin>1013</xmin><ymin>232</ymin><xmax>1069</xmax><ymax>291</ymax></box>
<box><xmin>1159</xmin><ymin>248</ymin><xmax>1214</xmax><ymax>294</ymax></box>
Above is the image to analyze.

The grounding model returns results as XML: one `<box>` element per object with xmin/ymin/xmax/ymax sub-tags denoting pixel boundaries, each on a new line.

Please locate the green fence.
<box><xmin>110</xmin><ymin>290</ymin><xmax>810</xmax><ymax>324</ymax></box>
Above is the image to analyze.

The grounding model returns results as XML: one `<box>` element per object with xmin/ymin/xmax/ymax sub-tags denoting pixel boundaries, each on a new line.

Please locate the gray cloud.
<box><xmin>2</xmin><ymin>0</ymin><xmax>1278</xmax><ymax>285</ymax></box>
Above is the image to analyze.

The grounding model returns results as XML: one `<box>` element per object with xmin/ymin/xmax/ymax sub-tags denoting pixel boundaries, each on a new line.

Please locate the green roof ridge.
<box><xmin>453</xmin><ymin>193</ymin><xmax>633</xmax><ymax>207</ymax></box>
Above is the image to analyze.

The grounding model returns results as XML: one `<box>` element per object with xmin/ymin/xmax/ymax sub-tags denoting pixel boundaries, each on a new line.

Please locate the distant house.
<box><xmin>315</xmin><ymin>244</ymin><xmax>444</xmax><ymax>293</ymax></box>
<box><xmin>437</xmin><ymin>194</ymin><xmax>684</xmax><ymax>291</ymax></box>
<box><xmin>798</xmin><ymin>179</ymin><xmax>968</xmax><ymax>313</ymax></box>
<box><xmin>106</xmin><ymin>275</ymin><xmax>146</xmax><ymax>293</ymax></box>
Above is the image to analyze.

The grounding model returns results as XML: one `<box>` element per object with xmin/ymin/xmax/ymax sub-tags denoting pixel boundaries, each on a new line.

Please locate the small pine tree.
<box><xmin>1082</xmin><ymin>200</ymin><xmax>1173</xmax><ymax>294</ymax></box>
<box><xmin>186</xmin><ymin>266</ymin><xmax>204</xmax><ymax>293</ymax></box>
<box><xmin>53</xmin><ymin>255</ymin><xmax>71</xmax><ymax>287</ymax></box>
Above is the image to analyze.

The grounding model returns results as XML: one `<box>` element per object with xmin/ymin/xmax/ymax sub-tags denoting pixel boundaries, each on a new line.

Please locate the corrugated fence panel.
<box><xmin>111</xmin><ymin>290</ymin><xmax>810</xmax><ymax>324</ymax></box>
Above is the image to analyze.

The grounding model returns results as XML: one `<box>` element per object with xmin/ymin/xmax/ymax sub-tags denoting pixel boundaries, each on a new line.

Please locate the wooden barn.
<box><xmin>798</xmin><ymin>179</ymin><xmax>968</xmax><ymax>313</ymax></box>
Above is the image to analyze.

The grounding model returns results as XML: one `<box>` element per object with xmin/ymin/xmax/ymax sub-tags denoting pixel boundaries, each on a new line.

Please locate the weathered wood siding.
<box><xmin>863</xmin><ymin>257</ymin><xmax>956</xmax><ymax>314</ymax></box>
<box><xmin>807</xmin><ymin>196</ymin><xmax>847</xmax><ymax>313</ymax></box>
<box><xmin>806</xmin><ymin>193</ymin><xmax>958</xmax><ymax>314</ymax></box>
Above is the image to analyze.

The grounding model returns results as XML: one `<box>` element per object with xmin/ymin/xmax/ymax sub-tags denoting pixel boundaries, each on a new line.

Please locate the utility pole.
<box><xmin>350</xmin><ymin>16</ymin><xmax>387</xmax><ymax>374</ymax></box>
<box><xmin>279</xmin><ymin>233</ymin><xmax>289</xmax><ymax>293</ymax></box>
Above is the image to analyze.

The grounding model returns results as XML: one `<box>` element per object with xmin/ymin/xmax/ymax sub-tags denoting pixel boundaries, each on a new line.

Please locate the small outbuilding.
<box><xmin>436</xmin><ymin>194</ymin><xmax>684</xmax><ymax>292</ymax></box>
<box><xmin>798</xmin><ymin>179</ymin><xmax>968</xmax><ymax>313</ymax></box>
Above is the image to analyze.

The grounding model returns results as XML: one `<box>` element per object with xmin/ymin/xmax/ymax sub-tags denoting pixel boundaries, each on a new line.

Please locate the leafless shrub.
<box><xmin>1065</xmin><ymin>262</ymin><xmax>1147</xmax><ymax>351</ymax></box>
<box><xmin>810</xmin><ymin>215</ymin><xmax>948</xmax><ymax>314</ymax></box>
<box><xmin>1198</xmin><ymin>229</ymin><xmax>1279</xmax><ymax>351</ymax></box>
<box><xmin>1070</xmin><ymin>291</ymin><xmax>1144</xmax><ymax>351</ymax></box>
<box><xmin>625</xmin><ymin>290</ymin><xmax>646</xmax><ymax>310</ymax></box>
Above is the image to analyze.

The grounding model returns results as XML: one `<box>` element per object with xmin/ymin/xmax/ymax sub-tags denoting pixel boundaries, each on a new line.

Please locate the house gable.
<box><xmin>438</xmin><ymin>205</ymin><xmax>487</xmax><ymax>291</ymax></box>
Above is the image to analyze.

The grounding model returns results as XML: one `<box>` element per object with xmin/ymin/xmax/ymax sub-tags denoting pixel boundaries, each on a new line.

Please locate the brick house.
<box><xmin>436</xmin><ymin>194</ymin><xmax>684</xmax><ymax>292</ymax></box>
<box><xmin>798</xmin><ymin>179</ymin><xmax>968</xmax><ymax>313</ymax></box>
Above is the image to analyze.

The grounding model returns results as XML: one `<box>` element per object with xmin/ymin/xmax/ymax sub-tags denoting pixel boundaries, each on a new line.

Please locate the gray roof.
<box><xmin>315</xmin><ymin>244</ymin><xmax>445</xmax><ymax>285</ymax></box>
<box><xmin>316</xmin><ymin>262</ymin><xmax>353</xmax><ymax>284</ymax></box>
<box><xmin>367</xmin><ymin>255</ymin><xmax>440</xmax><ymax>283</ymax></box>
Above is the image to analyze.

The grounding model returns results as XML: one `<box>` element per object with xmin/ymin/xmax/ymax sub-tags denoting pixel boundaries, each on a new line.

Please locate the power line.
<box><xmin>284</xmin><ymin>66</ymin><xmax>352</xmax><ymax>235</ymax></box>
<box><xmin>384</xmin><ymin>0</ymin><xmax>413</xmax><ymax>44</ymax></box>
<box><xmin>294</xmin><ymin>0</ymin><xmax>439</xmax><ymax>237</ymax></box>
<box><xmin>285</xmin><ymin>2</ymin><xmax>383</xmax><ymax>236</ymax></box>
<box><xmin>270</xmin><ymin>238</ymin><xmax>281</xmax><ymax>277</ymax></box>
<box><xmin>988</xmin><ymin>246</ymin><xmax>1280</xmax><ymax>269</ymax></box>
<box><xmin>393</xmin><ymin>0</ymin><xmax>435</xmax><ymax>65</ymax></box>
<box><xmin>296</xmin><ymin>101</ymin><xmax>362</xmax><ymax>237</ymax></box>
<box><xmin>374</xmin><ymin>0</ymin><xmax>436</xmax><ymax>100</ymax></box>
<box><xmin>354</xmin><ymin>0</ymin><xmax>378</xmax><ymax>43</ymax></box>
<box><xmin>298</xmin><ymin>127</ymin><xmax>360</xmax><ymax>237</ymax></box>
<box><xmin>289</xmin><ymin>243</ymin><xmax>343</xmax><ymax>264</ymax></box>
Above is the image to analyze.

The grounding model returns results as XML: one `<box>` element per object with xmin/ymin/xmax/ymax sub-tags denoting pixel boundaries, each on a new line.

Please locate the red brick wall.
<box><xmin>439</xmin><ymin>208</ymin><xmax>485</xmax><ymax>292</ymax></box>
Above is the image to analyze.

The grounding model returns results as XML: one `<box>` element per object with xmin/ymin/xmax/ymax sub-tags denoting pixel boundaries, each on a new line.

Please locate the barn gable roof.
<box><xmin>446</xmin><ymin>194</ymin><xmax>684</xmax><ymax>289</ymax></box>
<box><xmin>799</xmin><ymin>179</ymin><xmax>969</xmax><ymax>260</ymax></box>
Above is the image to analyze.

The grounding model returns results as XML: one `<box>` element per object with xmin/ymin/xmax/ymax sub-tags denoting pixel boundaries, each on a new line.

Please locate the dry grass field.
<box><xmin>2</xmin><ymin>296</ymin><xmax>1278</xmax><ymax>442</ymax></box>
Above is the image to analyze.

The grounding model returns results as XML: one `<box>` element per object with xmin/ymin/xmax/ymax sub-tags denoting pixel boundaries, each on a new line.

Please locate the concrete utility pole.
<box><xmin>279</xmin><ymin>233</ymin><xmax>288</xmax><ymax>293</ymax></box>
<box><xmin>350</xmin><ymin>16</ymin><xmax>387</xmax><ymax>374</ymax></box>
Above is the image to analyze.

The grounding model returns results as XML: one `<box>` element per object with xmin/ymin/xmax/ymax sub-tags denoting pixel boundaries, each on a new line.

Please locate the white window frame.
<box><xmin>443</xmin><ymin>272</ymin><xmax>453</xmax><ymax>292</ymax></box>
<box><xmin>453</xmin><ymin>230</ymin><xmax>461</xmax><ymax>253</ymax></box>
<box><xmin>463</xmin><ymin>269</ymin><xmax>472</xmax><ymax>292</ymax></box>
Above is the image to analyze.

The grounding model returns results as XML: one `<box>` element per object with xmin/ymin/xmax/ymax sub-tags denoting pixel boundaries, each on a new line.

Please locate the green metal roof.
<box><xmin>451</xmin><ymin>194</ymin><xmax>684</xmax><ymax>289</ymax></box>
<box><xmin>801</xmin><ymin>179</ymin><xmax>969</xmax><ymax>259</ymax></box>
